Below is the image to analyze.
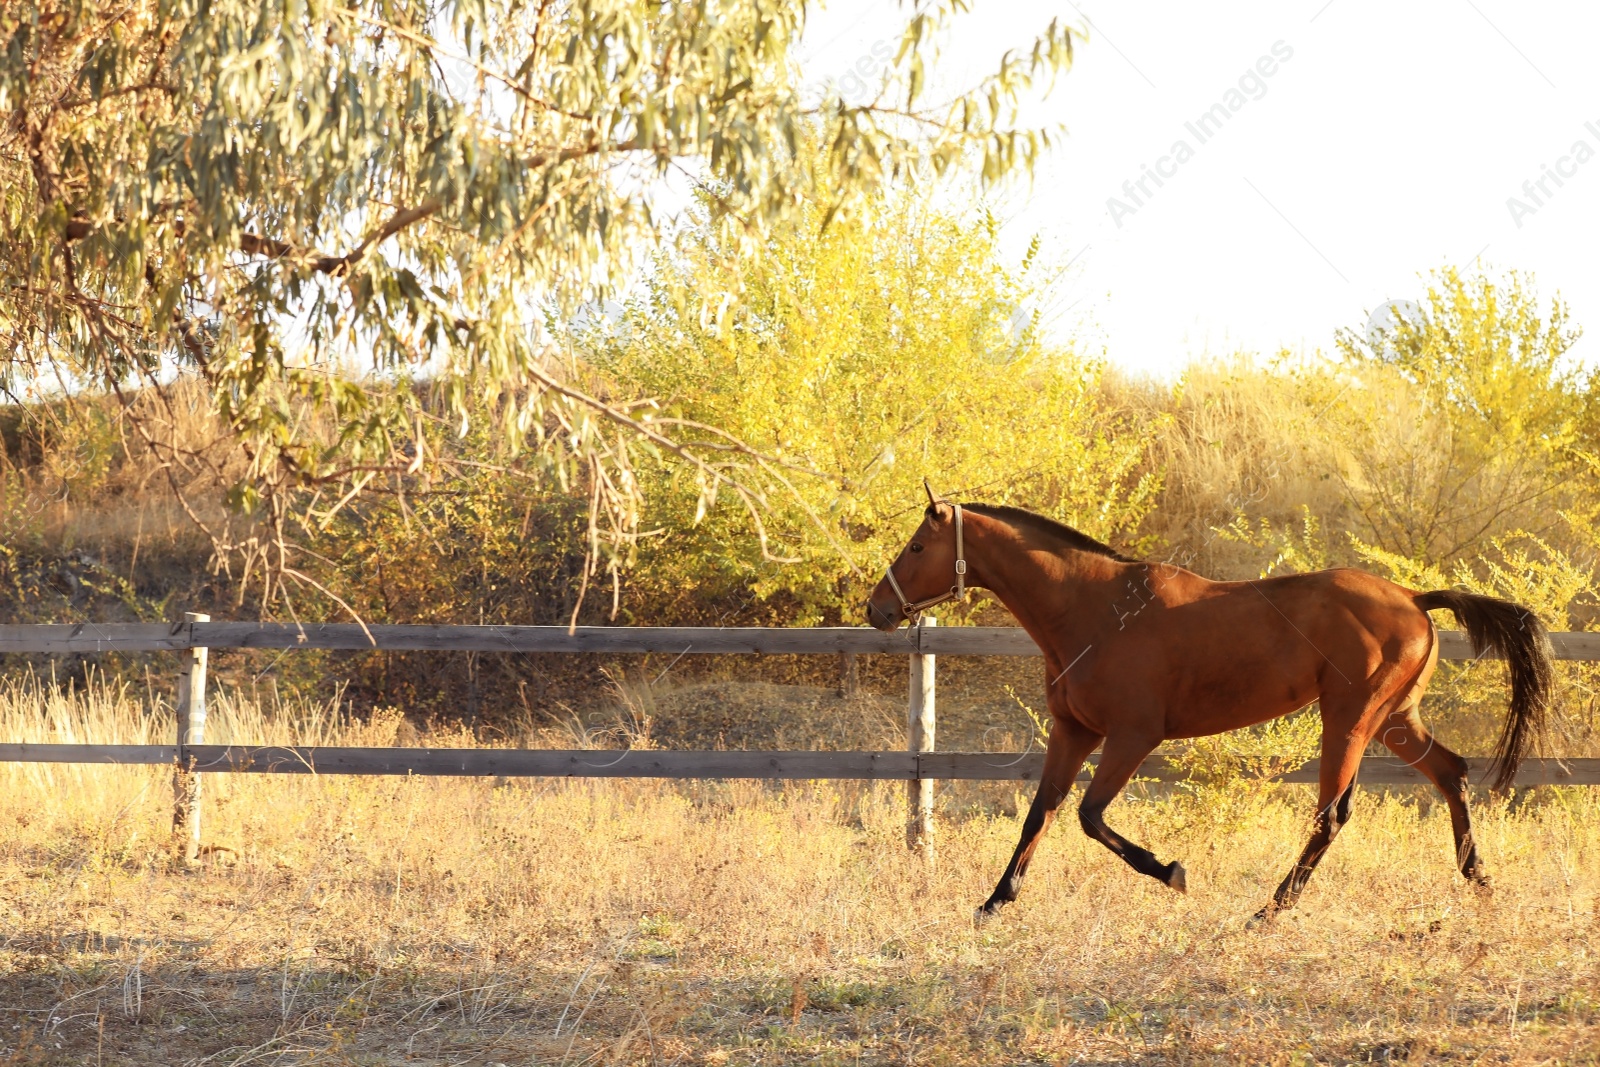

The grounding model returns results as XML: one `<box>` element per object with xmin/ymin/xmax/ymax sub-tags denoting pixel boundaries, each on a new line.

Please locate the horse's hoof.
<box><xmin>1165</xmin><ymin>861</ymin><xmax>1187</xmax><ymax>894</ymax></box>
<box><xmin>973</xmin><ymin>903</ymin><xmax>1002</xmax><ymax>928</ymax></box>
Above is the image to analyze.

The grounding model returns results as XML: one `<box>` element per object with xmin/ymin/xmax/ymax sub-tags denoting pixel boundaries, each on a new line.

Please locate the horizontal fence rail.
<box><xmin>5</xmin><ymin>621</ymin><xmax>1600</xmax><ymax>660</ymax></box>
<box><xmin>4</xmin><ymin>618</ymin><xmax>1597</xmax><ymax>864</ymax></box>
<box><xmin>3</xmin><ymin>744</ymin><xmax>1595</xmax><ymax>786</ymax></box>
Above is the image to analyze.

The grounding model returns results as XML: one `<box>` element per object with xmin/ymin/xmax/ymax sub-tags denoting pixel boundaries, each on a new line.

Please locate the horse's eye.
<box><xmin>909</xmin><ymin>543</ymin><xmax>924</xmax><ymax>554</ymax></box>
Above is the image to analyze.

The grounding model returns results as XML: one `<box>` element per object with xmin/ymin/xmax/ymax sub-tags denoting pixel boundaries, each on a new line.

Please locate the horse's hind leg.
<box><xmin>1253</xmin><ymin>728</ymin><xmax>1364</xmax><ymax>926</ymax></box>
<box><xmin>1380</xmin><ymin>705</ymin><xmax>1489</xmax><ymax>887</ymax></box>
<box><xmin>1078</xmin><ymin>733</ymin><xmax>1187</xmax><ymax>892</ymax></box>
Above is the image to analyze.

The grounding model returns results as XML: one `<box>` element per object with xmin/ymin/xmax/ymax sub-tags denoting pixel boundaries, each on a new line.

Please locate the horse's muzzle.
<box><xmin>864</xmin><ymin>600</ymin><xmax>901</xmax><ymax>631</ymax></box>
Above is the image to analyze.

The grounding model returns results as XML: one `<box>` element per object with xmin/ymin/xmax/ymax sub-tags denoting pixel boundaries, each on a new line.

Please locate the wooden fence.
<box><xmin>1</xmin><ymin>615</ymin><xmax>1596</xmax><ymax>861</ymax></box>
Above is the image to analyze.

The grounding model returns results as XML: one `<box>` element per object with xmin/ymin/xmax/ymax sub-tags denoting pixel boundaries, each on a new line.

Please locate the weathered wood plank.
<box><xmin>0</xmin><ymin>623</ymin><xmax>189</xmax><ymax>654</ymax></box>
<box><xmin>0</xmin><ymin>745</ymin><xmax>1594</xmax><ymax>785</ymax></box>
<box><xmin>1437</xmin><ymin>630</ymin><xmax>1600</xmax><ymax>661</ymax></box>
<box><xmin>184</xmin><ymin>746</ymin><xmax>921</xmax><ymax>779</ymax></box>
<box><xmin>917</xmin><ymin>751</ymin><xmax>1045</xmax><ymax>780</ymax></box>
<box><xmin>938</xmin><ymin>628</ymin><xmax>1599</xmax><ymax>662</ymax></box>
<box><xmin>199</xmin><ymin>624</ymin><xmax>1573</xmax><ymax>661</ymax></box>
<box><xmin>0</xmin><ymin>743</ymin><xmax>175</xmax><ymax>764</ymax></box>
<box><xmin>917</xmin><ymin>626</ymin><xmax>1041</xmax><ymax>656</ymax></box>
<box><xmin>1549</xmin><ymin>633</ymin><xmax>1600</xmax><ymax>659</ymax></box>
<box><xmin>0</xmin><ymin>622</ymin><xmax>1594</xmax><ymax>659</ymax></box>
<box><xmin>1493</xmin><ymin>757</ymin><xmax>1600</xmax><ymax>786</ymax></box>
<box><xmin>1261</xmin><ymin>757</ymin><xmax>1600</xmax><ymax>787</ymax></box>
<box><xmin>918</xmin><ymin>752</ymin><xmax>1173</xmax><ymax>781</ymax></box>
<box><xmin>190</xmin><ymin>623</ymin><xmax>924</xmax><ymax>654</ymax></box>
<box><xmin>917</xmin><ymin>628</ymin><xmax>1600</xmax><ymax>662</ymax></box>
<box><xmin>919</xmin><ymin>754</ymin><xmax>1600</xmax><ymax>785</ymax></box>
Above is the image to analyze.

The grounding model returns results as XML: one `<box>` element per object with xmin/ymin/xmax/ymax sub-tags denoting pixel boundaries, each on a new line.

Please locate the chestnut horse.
<box><xmin>865</xmin><ymin>490</ymin><xmax>1553</xmax><ymax>923</ymax></box>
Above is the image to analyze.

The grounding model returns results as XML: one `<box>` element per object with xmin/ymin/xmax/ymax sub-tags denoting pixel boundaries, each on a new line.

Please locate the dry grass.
<box><xmin>1107</xmin><ymin>359</ymin><xmax>1351</xmax><ymax>580</ymax></box>
<box><xmin>1</xmin><ymin>679</ymin><xmax>1598</xmax><ymax>1066</ymax></box>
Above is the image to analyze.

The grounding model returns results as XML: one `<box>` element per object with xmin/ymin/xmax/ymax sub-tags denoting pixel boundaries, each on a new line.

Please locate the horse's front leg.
<box><xmin>1077</xmin><ymin>731</ymin><xmax>1187</xmax><ymax>891</ymax></box>
<box><xmin>976</xmin><ymin>715</ymin><xmax>1101</xmax><ymax>923</ymax></box>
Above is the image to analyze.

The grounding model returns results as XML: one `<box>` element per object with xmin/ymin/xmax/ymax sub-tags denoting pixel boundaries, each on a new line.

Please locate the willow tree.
<box><xmin>0</xmin><ymin>0</ymin><xmax>1072</xmax><ymax>611</ymax></box>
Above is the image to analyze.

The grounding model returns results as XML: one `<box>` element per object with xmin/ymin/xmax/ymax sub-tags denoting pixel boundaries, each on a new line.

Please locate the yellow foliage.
<box><xmin>592</xmin><ymin>192</ymin><xmax>1161</xmax><ymax>622</ymax></box>
<box><xmin>1329</xmin><ymin>267</ymin><xmax>1592</xmax><ymax>563</ymax></box>
<box><xmin>1170</xmin><ymin>709</ymin><xmax>1323</xmax><ymax>795</ymax></box>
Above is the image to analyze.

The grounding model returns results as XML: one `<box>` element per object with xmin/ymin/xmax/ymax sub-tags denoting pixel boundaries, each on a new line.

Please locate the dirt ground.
<box><xmin>1</xmin><ymin>681</ymin><xmax>1597</xmax><ymax>1065</ymax></box>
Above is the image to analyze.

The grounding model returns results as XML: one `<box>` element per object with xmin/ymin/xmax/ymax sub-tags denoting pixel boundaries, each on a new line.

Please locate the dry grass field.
<box><xmin>1</xmin><ymin>678</ymin><xmax>1597</xmax><ymax>1066</ymax></box>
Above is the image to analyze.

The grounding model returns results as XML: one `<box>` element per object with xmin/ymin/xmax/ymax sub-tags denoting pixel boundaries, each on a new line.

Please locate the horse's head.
<box><xmin>865</xmin><ymin>483</ymin><xmax>968</xmax><ymax>631</ymax></box>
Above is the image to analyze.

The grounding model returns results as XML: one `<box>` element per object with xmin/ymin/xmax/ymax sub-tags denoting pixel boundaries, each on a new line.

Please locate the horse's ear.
<box><xmin>923</xmin><ymin>478</ymin><xmax>939</xmax><ymax>507</ymax></box>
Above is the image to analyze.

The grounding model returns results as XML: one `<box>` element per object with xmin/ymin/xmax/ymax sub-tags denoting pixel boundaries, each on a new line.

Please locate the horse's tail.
<box><xmin>1414</xmin><ymin>589</ymin><xmax>1554</xmax><ymax>791</ymax></box>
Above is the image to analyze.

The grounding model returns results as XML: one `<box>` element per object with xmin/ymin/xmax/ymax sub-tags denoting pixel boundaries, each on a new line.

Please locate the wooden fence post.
<box><xmin>837</xmin><ymin>652</ymin><xmax>859</xmax><ymax>698</ymax></box>
<box><xmin>172</xmin><ymin>611</ymin><xmax>210</xmax><ymax>865</ymax></box>
<box><xmin>907</xmin><ymin>617</ymin><xmax>936</xmax><ymax>857</ymax></box>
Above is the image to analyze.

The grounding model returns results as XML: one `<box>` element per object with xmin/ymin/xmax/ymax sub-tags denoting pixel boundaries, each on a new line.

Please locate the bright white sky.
<box><xmin>798</xmin><ymin>0</ymin><xmax>1600</xmax><ymax>378</ymax></box>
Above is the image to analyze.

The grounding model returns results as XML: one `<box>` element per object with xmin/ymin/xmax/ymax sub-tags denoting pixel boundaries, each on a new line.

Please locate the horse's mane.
<box><xmin>955</xmin><ymin>503</ymin><xmax>1140</xmax><ymax>564</ymax></box>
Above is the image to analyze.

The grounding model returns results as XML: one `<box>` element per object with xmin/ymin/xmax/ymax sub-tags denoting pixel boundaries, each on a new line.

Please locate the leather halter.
<box><xmin>883</xmin><ymin>504</ymin><xmax>967</xmax><ymax>618</ymax></box>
